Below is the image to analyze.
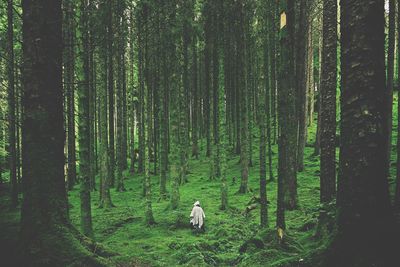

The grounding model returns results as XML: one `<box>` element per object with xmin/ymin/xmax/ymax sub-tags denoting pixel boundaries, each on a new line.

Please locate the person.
<box><xmin>190</xmin><ymin>201</ymin><xmax>205</xmax><ymax>232</ymax></box>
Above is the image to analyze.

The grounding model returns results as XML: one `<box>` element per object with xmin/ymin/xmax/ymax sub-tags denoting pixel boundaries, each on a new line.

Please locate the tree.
<box><xmin>260</xmin><ymin>51</ymin><xmax>268</xmax><ymax>228</ymax></box>
<box><xmin>64</xmin><ymin>0</ymin><xmax>77</xmax><ymax>191</ymax></box>
<box><xmin>20</xmin><ymin>0</ymin><xmax>107</xmax><ymax>264</ymax></box>
<box><xmin>159</xmin><ymin>0</ymin><xmax>169</xmax><ymax>200</ymax></box>
<box><xmin>238</xmin><ymin>0</ymin><xmax>249</xmax><ymax>194</ymax></box>
<box><xmin>295</xmin><ymin>0</ymin><xmax>309</xmax><ymax>172</ymax></box>
<box><xmin>7</xmin><ymin>0</ymin><xmax>18</xmax><ymax>207</ymax></box>
<box><xmin>115</xmin><ymin>0</ymin><xmax>126</xmax><ymax>192</ymax></box>
<box><xmin>203</xmin><ymin>0</ymin><xmax>212</xmax><ymax>158</ymax></box>
<box><xmin>168</xmin><ymin>0</ymin><xmax>181</xmax><ymax>210</ymax></box>
<box><xmin>278</xmin><ymin>0</ymin><xmax>298</xmax><ymax>210</ymax></box>
<box><xmin>107</xmin><ymin>0</ymin><xmax>115</xmax><ymax>186</ymax></box>
<box><xmin>396</xmin><ymin>0</ymin><xmax>400</xmax><ymax>209</ymax></box>
<box><xmin>266</xmin><ymin>0</ymin><xmax>275</xmax><ymax>182</ymax></box>
<box><xmin>383</xmin><ymin>0</ymin><xmax>395</xmax><ymax>187</ymax></box>
<box><xmin>78</xmin><ymin>0</ymin><xmax>93</xmax><ymax>238</ymax></box>
<box><xmin>319</xmin><ymin>0</ymin><xmax>337</xmax><ymax>217</ymax></box>
<box><xmin>328</xmin><ymin>0</ymin><xmax>397</xmax><ymax>265</ymax></box>
<box><xmin>99</xmin><ymin>0</ymin><xmax>114</xmax><ymax>209</ymax></box>
<box><xmin>144</xmin><ymin>47</ymin><xmax>155</xmax><ymax>225</ymax></box>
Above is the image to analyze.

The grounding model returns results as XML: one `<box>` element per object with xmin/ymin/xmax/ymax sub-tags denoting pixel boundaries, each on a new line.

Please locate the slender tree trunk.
<box><xmin>238</xmin><ymin>0</ymin><xmax>249</xmax><ymax>194</ymax></box>
<box><xmin>204</xmin><ymin>0</ymin><xmax>212</xmax><ymax>158</ymax></box>
<box><xmin>159</xmin><ymin>3</ymin><xmax>169</xmax><ymax>199</ymax></box>
<box><xmin>191</xmin><ymin>34</ymin><xmax>199</xmax><ymax>159</ymax></box>
<box><xmin>107</xmin><ymin>0</ymin><xmax>115</xmax><ymax>186</ymax></box>
<box><xmin>169</xmin><ymin>2</ymin><xmax>180</xmax><ymax>210</ymax></box>
<box><xmin>260</xmin><ymin>28</ymin><xmax>268</xmax><ymax>226</ymax></box>
<box><xmin>78</xmin><ymin>0</ymin><xmax>93</xmax><ymax>238</ymax></box>
<box><xmin>138</xmin><ymin>9</ymin><xmax>145</xmax><ymax>175</ymax></box>
<box><xmin>395</xmin><ymin>0</ymin><xmax>400</xmax><ymax>209</ymax></box>
<box><xmin>7</xmin><ymin>0</ymin><xmax>18</xmax><ymax>207</ymax></box>
<box><xmin>115</xmin><ymin>0</ymin><xmax>126</xmax><ymax>192</ymax></box>
<box><xmin>320</xmin><ymin>0</ymin><xmax>337</xmax><ymax>207</ymax></box>
<box><xmin>88</xmin><ymin>0</ymin><xmax>96</xmax><ymax>190</ymax></box>
<box><xmin>384</xmin><ymin>0</ymin><xmax>395</xmax><ymax>185</ymax></box>
<box><xmin>212</xmin><ymin>1</ymin><xmax>221</xmax><ymax>180</ymax></box>
<box><xmin>99</xmin><ymin>0</ymin><xmax>113</xmax><ymax>209</ymax></box>
<box><xmin>145</xmin><ymin>48</ymin><xmax>155</xmax><ymax>225</ymax></box>
<box><xmin>278</xmin><ymin>0</ymin><xmax>298</xmax><ymax>210</ymax></box>
<box><xmin>295</xmin><ymin>0</ymin><xmax>308</xmax><ymax>172</ymax></box>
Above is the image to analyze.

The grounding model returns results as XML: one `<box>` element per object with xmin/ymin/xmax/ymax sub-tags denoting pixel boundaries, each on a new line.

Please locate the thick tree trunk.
<box><xmin>329</xmin><ymin>1</ymin><xmax>397</xmax><ymax>265</ymax></box>
<box><xmin>20</xmin><ymin>1</ymin><xmax>107</xmax><ymax>264</ymax></box>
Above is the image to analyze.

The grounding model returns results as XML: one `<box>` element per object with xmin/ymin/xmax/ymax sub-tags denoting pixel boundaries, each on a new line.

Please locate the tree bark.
<box><xmin>395</xmin><ymin>0</ymin><xmax>400</xmax><ymax>209</ymax></box>
<box><xmin>107</xmin><ymin>0</ymin><xmax>115</xmax><ymax>186</ymax></box>
<box><xmin>238</xmin><ymin>0</ymin><xmax>249</xmax><ymax>194</ymax></box>
<box><xmin>329</xmin><ymin>1</ymin><xmax>397</xmax><ymax>265</ymax></box>
<box><xmin>78</xmin><ymin>0</ymin><xmax>93</xmax><ymax>238</ymax></box>
<box><xmin>320</xmin><ymin>0</ymin><xmax>337</xmax><ymax>205</ymax></box>
<box><xmin>20</xmin><ymin>1</ymin><xmax>107</xmax><ymax>264</ymax></box>
<box><xmin>7</xmin><ymin>0</ymin><xmax>18</xmax><ymax>207</ymax></box>
<box><xmin>295</xmin><ymin>0</ymin><xmax>309</xmax><ymax>172</ymax></box>
<box><xmin>278</xmin><ymin>0</ymin><xmax>298</xmax><ymax>210</ymax></box>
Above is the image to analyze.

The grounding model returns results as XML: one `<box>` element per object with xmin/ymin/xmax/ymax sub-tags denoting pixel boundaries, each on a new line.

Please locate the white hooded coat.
<box><xmin>190</xmin><ymin>202</ymin><xmax>205</xmax><ymax>228</ymax></box>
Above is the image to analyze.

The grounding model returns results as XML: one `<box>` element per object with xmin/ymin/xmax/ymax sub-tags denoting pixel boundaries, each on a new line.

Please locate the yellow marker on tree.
<box><xmin>280</xmin><ymin>12</ymin><xmax>286</xmax><ymax>29</ymax></box>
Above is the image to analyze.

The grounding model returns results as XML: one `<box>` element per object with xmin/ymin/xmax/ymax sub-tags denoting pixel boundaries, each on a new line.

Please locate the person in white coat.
<box><xmin>190</xmin><ymin>201</ymin><xmax>206</xmax><ymax>232</ymax></box>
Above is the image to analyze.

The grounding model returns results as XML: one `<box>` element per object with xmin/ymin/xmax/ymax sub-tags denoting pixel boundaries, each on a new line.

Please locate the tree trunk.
<box><xmin>78</xmin><ymin>0</ymin><xmax>93</xmax><ymax>238</ymax></box>
<box><xmin>64</xmin><ymin>0</ymin><xmax>77</xmax><ymax>191</ymax></box>
<box><xmin>99</xmin><ymin>0</ymin><xmax>113</xmax><ymax>209</ymax></box>
<box><xmin>7</xmin><ymin>0</ymin><xmax>18</xmax><ymax>207</ymax></box>
<box><xmin>20</xmin><ymin>1</ymin><xmax>107</xmax><ymax>264</ymax></box>
<box><xmin>295</xmin><ymin>0</ymin><xmax>308</xmax><ymax>172</ymax></box>
<box><xmin>238</xmin><ymin>0</ymin><xmax>249</xmax><ymax>194</ymax></box>
<box><xmin>384</xmin><ymin>0</ymin><xmax>395</xmax><ymax>187</ymax></box>
<box><xmin>115</xmin><ymin>0</ymin><xmax>126</xmax><ymax>192</ymax></box>
<box><xmin>395</xmin><ymin>0</ymin><xmax>400</xmax><ymax>209</ymax></box>
<box><xmin>107</xmin><ymin>0</ymin><xmax>115</xmax><ymax>186</ymax></box>
<box><xmin>278</xmin><ymin>0</ymin><xmax>298</xmax><ymax>210</ymax></box>
<box><xmin>329</xmin><ymin>1</ymin><xmax>397</xmax><ymax>265</ymax></box>
<box><xmin>320</xmin><ymin>0</ymin><xmax>337</xmax><ymax>207</ymax></box>
<box><xmin>204</xmin><ymin>0</ymin><xmax>212</xmax><ymax>158</ymax></box>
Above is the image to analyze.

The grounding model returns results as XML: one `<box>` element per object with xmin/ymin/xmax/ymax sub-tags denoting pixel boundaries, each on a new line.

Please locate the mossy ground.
<box><xmin>68</xmin><ymin>113</ymin><xmax>325</xmax><ymax>266</ymax></box>
<box><xmin>1</xmin><ymin>95</ymin><xmax>399</xmax><ymax>266</ymax></box>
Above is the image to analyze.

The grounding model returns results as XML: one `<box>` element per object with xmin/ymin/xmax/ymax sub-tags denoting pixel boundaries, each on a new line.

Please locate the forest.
<box><xmin>0</xmin><ymin>0</ymin><xmax>399</xmax><ymax>266</ymax></box>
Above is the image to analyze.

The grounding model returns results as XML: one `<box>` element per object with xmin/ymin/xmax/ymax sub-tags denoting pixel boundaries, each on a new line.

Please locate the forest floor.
<box><xmin>1</xmin><ymin>95</ymin><xmax>399</xmax><ymax>267</ymax></box>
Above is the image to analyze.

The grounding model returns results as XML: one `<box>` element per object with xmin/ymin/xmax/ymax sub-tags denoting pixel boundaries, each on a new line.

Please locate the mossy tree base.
<box><xmin>21</xmin><ymin>224</ymin><xmax>116</xmax><ymax>267</ymax></box>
